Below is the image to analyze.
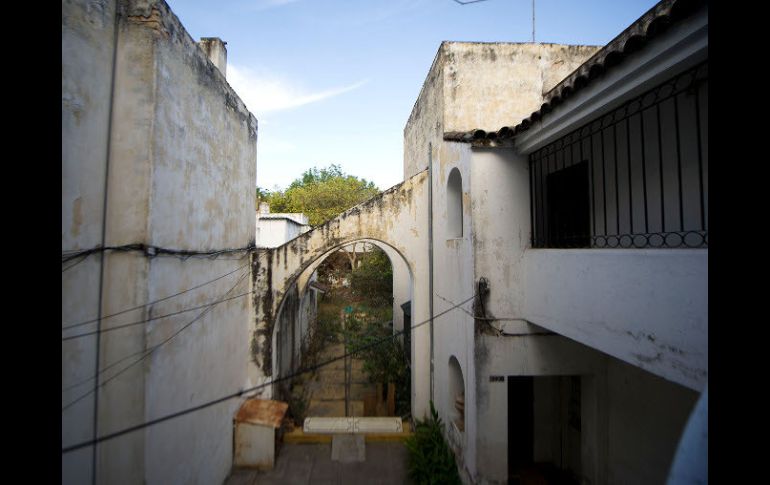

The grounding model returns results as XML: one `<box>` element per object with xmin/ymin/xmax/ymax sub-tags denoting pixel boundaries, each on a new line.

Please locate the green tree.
<box><xmin>259</xmin><ymin>164</ymin><xmax>380</xmax><ymax>226</ymax></box>
<box><xmin>350</xmin><ymin>246</ymin><xmax>393</xmax><ymax>306</ymax></box>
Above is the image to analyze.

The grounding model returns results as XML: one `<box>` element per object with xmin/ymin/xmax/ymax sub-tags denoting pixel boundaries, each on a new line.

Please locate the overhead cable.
<box><xmin>61</xmin><ymin>293</ymin><xmax>477</xmax><ymax>453</ymax></box>
<box><xmin>62</xmin><ymin>262</ymin><xmax>250</xmax><ymax>330</ymax></box>
<box><xmin>61</xmin><ymin>270</ymin><xmax>250</xmax><ymax>412</ymax></box>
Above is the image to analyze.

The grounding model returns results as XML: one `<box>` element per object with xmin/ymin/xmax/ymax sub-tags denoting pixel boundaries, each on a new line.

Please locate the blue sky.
<box><xmin>166</xmin><ymin>0</ymin><xmax>658</xmax><ymax>192</ymax></box>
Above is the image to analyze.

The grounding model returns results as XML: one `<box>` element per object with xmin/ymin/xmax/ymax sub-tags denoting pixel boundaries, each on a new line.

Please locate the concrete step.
<box><xmin>307</xmin><ymin>382</ymin><xmax>377</xmax><ymax>401</ymax></box>
<box><xmin>310</xmin><ymin>384</ymin><xmax>345</xmax><ymax>401</ymax></box>
<box><xmin>316</xmin><ymin>368</ymin><xmax>370</xmax><ymax>384</ymax></box>
<box><xmin>350</xmin><ymin>383</ymin><xmax>378</xmax><ymax>400</ymax></box>
<box><xmin>307</xmin><ymin>399</ymin><xmax>364</xmax><ymax>417</ymax></box>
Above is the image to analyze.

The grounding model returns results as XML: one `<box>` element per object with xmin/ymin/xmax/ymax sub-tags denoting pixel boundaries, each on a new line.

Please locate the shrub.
<box><xmin>344</xmin><ymin>315</ymin><xmax>410</xmax><ymax>417</ymax></box>
<box><xmin>404</xmin><ymin>401</ymin><xmax>462</xmax><ymax>485</ymax></box>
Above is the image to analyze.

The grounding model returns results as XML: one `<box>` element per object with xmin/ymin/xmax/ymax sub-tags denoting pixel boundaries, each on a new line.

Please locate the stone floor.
<box><xmin>225</xmin><ymin>442</ymin><xmax>410</xmax><ymax>484</ymax></box>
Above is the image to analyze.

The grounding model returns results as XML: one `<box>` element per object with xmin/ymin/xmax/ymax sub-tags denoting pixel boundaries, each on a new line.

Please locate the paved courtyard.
<box><xmin>225</xmin><ymin>442</ymin><xmax>410</xmax><ymax>484</ymax></box>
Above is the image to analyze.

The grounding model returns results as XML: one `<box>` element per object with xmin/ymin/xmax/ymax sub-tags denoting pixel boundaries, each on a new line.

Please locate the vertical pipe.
<box><xmin>93</xmin><ymin>3</ymin><xmax>121</xmax><ymax>483</ymax></box>
<box><xmin>344</xmin><ymin>316</ymin><xmax>349</xmax><ymax>416</ymax></box>
<box><xmin>428</xmin><ymin>143</ymin><xmax>434</xmax><ymax>403</ymax></box>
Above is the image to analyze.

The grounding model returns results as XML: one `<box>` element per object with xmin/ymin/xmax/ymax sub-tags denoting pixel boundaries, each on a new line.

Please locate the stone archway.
<box><xmin>269</xmin><ymin>238</ymin><xmax>413</xmax><ymax>393</ymax></box>
<box><xmin>247</xmin><ymin>170</ymin><xmax>434</xmax><ymax>419</ymax></box>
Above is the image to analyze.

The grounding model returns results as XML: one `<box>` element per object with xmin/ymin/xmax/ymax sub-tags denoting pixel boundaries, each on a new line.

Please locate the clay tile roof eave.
<box><xmin>500</xmin><ymin>0</ymin><xmax>704</xmax><ymax>144</ymax></box>
<box><xmin>440</xmin><ymin>0</ymin><xmax>705</xmax><ymax>145</ymax></box>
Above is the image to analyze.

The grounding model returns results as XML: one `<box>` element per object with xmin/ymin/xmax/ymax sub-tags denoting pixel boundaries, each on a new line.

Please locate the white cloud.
<box><xmin>249</xmin><ymin>0</ymin><xmax>300</xmax><ymax>12</ymax></box>
<box><xmin>227</xmin><ymin>64</ymin><xmax>367</xmax><ymax>115</ymax></box>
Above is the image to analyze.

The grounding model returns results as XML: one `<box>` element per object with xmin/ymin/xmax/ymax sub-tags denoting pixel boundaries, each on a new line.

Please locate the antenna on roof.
<box><xmin>451</xmin><ymin>0</ymin><xmax>537</xmax><ymax>43</ymax></box>
<box><xmin>532</xmin><ymin>0</ymin><xmax>536</xmax><ymax>43</ymax></box>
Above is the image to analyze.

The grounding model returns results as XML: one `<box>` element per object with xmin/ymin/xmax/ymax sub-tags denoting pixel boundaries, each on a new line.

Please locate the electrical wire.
<box><xmin>62</xmin><ymin>253</ymin><xmax>90</xmax><ymax>273</ymax></box>
<box><xmin>62</xmin><ymin>261</ymin><xmax>250</xmax><ymax>331</ymax></box>
<box><xmin>62</xmin><ymin>347</ymin><xmax>148</xmax><ymax>392</ymax></box>
<box><xmin>62</xmin><ymin>270</ymin><xmax>250</xmax><ymax>412</ymax></box>
<box><xmin>61</xmin><ymin>293</ymin><xmax>477</xmax><ymax>453</ymax></box>
<box><xmin>435</xmin><ymin>292</ymin><xmax>523</xmax><ymax>322</ymax></box>
<box><xmin>62</xmin><ymin>266</ymin><xmax>252</xmax><ymax>391</ymax></box>
<box><xmin>62</xmin><ymin>242</ymin><xmax>256</xmax><ymax>264</ymax></box>
<box><xmin>62</xmin><ymin>288</ymin><xmax>256</xmax><ymax>341</ymax></box>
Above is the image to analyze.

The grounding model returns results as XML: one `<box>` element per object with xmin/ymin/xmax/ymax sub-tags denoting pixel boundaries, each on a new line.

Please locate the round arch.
<box><xmin>448</xmin><ymin>355</ymin><xmax>466</xmax><ymax>435</ymax></box>
<box><xmin>270</xmin><ymin>237</ymin><xmax>415</xmax><ymax>390</ymax></box>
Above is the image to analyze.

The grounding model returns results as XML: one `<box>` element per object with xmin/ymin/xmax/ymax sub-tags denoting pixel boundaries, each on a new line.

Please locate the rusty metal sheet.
<box><xmin>234</xmin><ymin>399</ymin><xmax>288</xmax><ymax>428</ymax></box>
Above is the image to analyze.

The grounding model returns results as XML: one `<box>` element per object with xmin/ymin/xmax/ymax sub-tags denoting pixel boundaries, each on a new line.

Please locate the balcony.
<box><xmin>529</xmin><ymin>62</ymin><xmax>708</xmax><ymax>250</ymax></box>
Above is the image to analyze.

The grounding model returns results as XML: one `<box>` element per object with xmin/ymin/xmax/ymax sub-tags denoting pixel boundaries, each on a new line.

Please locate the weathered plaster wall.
<box><xmin>466</xmin><ymin>146</ymin><xmax>532</xmax><ymax>483</ymax></box>
<box><xmin>442</xmin><ymin>42</ymin><xmax>599</xmax><ymax>134</ymax></box>
<box><xmin>62</xmin><ymin>1</ymin><xmax>118</xmax><ymax>483</ymax></box>
<box><xmin>474</xmin><ymin>335</ymin><xmax>606</xmax><ymax>484</ymax></box>
<box><xmin>606</xmin><ymin>357</ymin><xmax>698</xmax><ymax>485</ymax></box>
<box><xmin>404</xmin><ymin>42</ymin><xmax>599</xmax><ymax>180</ymax></box>
<box><xmin>430</xmin><ymin>141</ymin><xmax>476</xmax><ymax>479</ymax></box>
<box><xmin>473</xmin><ymin>335</ymin><xmax>697</xmax><ymax>485</ymax></box>
<box><xmin>522</xmin><ymin>249</ymin><xmax>708</xmax><ymax>391</ymax></box>
<box><xmin>62</xmin><ymin>1</ymin><xmax>257</xmax><ymax>484</ymax></box>
<box><xmin>404</xmin><ymin>47</ymin><xmax>444</xmax><ymax>179</ymax></box>
<box><xmin>142</xmin><ymin>1</ymin><xmax>256</xmax><ymax>484</ymax></box>
<box><xmin>252</xmin><ymin>171</ymin><xmax>432</xmax><ymax>419</ymax></box>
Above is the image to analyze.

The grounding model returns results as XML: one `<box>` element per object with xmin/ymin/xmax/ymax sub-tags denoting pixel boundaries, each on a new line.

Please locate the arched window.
<box><xmin>448</xmin><ymin>356</ymin><xmax>465</xmax><ymax>433</ymax></box>
<box><xmin>447</xmin><ymin>168</ymin><xmax>463</xmax><ymax>238</ymax></box>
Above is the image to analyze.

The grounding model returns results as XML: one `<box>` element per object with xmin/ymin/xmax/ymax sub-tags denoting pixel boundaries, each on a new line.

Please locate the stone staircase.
<box><xmin>304</xmin><ymin>343</ymin><xmax>375</xmax><ymax>417</ymax></box>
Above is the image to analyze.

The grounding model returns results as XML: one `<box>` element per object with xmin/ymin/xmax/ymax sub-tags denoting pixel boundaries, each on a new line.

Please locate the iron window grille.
<box><xmin>529</xmin><ymin>61</ymin><xmax>708</xmax><ymax>249</ymax></box>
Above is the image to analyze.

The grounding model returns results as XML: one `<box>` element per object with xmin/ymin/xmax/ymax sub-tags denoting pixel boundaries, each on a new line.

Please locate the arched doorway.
<box><xmin>270</xmin><ymin>239</ymin><xmax>414</xmax><ymax>424</ymax></box>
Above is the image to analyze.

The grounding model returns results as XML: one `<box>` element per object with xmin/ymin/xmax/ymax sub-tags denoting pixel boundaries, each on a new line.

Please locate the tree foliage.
<box><xmin>350</xmin><ymin>246</ymin><xmax>393</xmax><ymax>307</ymax></box>
<box><xmin>344</xmin><ymin>315</ymin><xmax>410</xmax><ymax>417</ymax></box>
<box><xmin>256</xmin><ymin>164</ymin><xmax>379</xmax><ymax>226</ymax></box>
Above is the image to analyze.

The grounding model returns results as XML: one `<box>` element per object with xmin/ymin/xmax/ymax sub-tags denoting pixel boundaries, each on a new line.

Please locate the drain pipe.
<box><xmin>428</xmin><ymin>143</ymin><xmax>435</xmax><ymax>404</ymax></box>
<box><xmin>92</xmin><ymin>3</ymin><xmax>121</xmax><ymax>483</ymax></box>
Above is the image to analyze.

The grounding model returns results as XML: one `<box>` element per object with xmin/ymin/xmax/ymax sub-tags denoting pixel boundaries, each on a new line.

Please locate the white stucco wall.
<box><xmin>474</xmin><ymin>334</ymin><xmax>606</xmax><ymax>484</ymax></box>
<box><xmin>256</xmin><ymin>213</ymin><xmax>310</xmax><ymax>249</ymax></box>
<box><xmin>62</xmin><ymin>1</ymin><xmax>118</xmax><ymax>483</ymax></box>
<box><xmin>62</xmin><ymin>1</ymin><xmax>257</xmax><ymax>484</ymax></box>
<box><xmin>430</xmin><ymin>140</ymin><xmax>476</xmax><ymax>478</ymax></box>
<box><xmin>404</xmin><ymin>42</ymin><xmax>599</xmax><ymax>180</ymax></box>
<box><xmin>522</xmin><ymin>249</ymin><xmax>708</xmax><ymax>391</ymax></box>
<box><xmin>142</xmin><ymin>1</ymin><xmax>256</xmax><ymax>481</ymax></box>
<box><xmin>605</xmin><ymin>358</ymin><xmax>698</xmax><ymax>485</ymax></box>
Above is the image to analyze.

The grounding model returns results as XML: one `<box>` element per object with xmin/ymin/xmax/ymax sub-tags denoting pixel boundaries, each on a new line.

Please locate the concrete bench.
<box><xmin>303</xmin><ymin>417</ymin><xmax>404</xmax><ymax>463</ymax></box>
<box><xmin>303</xmin><ymin>416</ymin><xmax>403</xmax><ymax>434</ymax></box>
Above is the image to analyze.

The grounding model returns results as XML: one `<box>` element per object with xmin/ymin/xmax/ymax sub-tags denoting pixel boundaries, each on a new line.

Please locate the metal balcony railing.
<box><xmin>530</xmin><ymin>61</ymin><xmax>708</xmax><ymax>249</ymax></box>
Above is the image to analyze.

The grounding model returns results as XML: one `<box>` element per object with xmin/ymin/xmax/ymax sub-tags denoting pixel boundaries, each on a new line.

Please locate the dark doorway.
<box><xmin>546</xmin><ymin>161</ymin><xmax>590</xmax><ymax>247</ymax></box>
<box><xmin>508</xmin><ymin>376</ymin><xmax>582</xmax><ymax>485</ymax></box>
<box><xmin>401</xmin><ymin>301</ymin><xmax>411</xmax><ymax>367</ymax></box>
<box><xmin>508</xmin><ymin>376</ymin><xmax>534</xmax><ymax>481</ymax></box>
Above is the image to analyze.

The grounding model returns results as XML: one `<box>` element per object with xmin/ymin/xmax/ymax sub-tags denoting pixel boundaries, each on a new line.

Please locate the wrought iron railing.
<box><xmin>530</xmin><ymin>61</ymin><xmax>708</xmax><ymax>249</ymax></box>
